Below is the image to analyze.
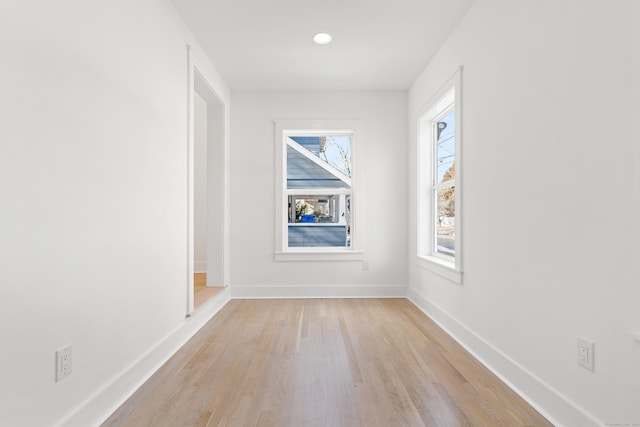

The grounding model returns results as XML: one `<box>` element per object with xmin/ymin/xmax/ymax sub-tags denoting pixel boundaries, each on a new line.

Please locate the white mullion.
<box><xmin>284</xmin><ymin>130</ymin><xmax>353</xmax><ymax>138</ymax></box>
<box><xmin>433</xmin><ymin>179</ymin><xmax>456</xmax><ymax>191</ymax></box>
<box><xmin>286</xmin><ymin>188</ymin><xmax>352</xmax><ymax>196</ymax></box>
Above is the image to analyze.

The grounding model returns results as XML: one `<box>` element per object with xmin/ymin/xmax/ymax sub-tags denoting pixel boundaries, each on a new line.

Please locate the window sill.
<box><xmin>416</xmin><ymin>255</ymin><xmax>462</xmax><ymax>284</ymax></box>
<box><xmin>275</xmin><ymin>250</ymin><xmax>364</xmax><ymax>262</ymax></box>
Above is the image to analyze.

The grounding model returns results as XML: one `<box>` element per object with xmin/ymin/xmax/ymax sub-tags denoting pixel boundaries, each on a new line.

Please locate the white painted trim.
<box><xmin>194</xmin><ymin>262</ymin><xmax>207</xmax><ymax>272</ymax></box>
<box><xmin>275</xmin><ymin>250</ymin><xmax>364</xmax><ymax>262</ymax></box>
<box><xmin>416</xmin><ymin>255</ymin><xmax>462</xmax><ymax>284</ymax></box>
<box><xmin>407</xmin><ymin>289</ymin><xmax>602</xmax><ymax>427</ymax></box>
<box><xmin>231</xmin><ymin>285</ymin><xmax>406</xmax><ymax>299</ymax></box>
<box><xmin>286</xmin><ymin>188</ymin><xmax>351</xmax><ymax>196</ymax></box>
<box><xmin>416</xmin><ymin>67</ymin><xmax>463</xmax><ymax>274</ymax></box>
<box><xmin>186</xmin><ymin>45</ymin><xmax>196</xmax><ymax>315</ymax></box>
<box><xmin>57</xmin><ymin>290</ymin><xmax>231</xmax><ymax>427</ymax></box>
<box><xmin>187</xmin><ymin>46</ymin><xmax>231</xmax><ymax>314</ymax></box>
<box><xmin>275</xmin><ymin>120</ymin><xmax>364</xmax><ymax>258</ymax></box>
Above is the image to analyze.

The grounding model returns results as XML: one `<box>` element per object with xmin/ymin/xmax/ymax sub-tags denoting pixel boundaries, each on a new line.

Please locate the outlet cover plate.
<box><xmin>577</xmin><ymin>338</ymin><xmax>594</xmax><ymax>372</ymax></box>
<box><xmin>56</xmin><ymin>344</ymin><xmax>72</xmax><ymax>382</ymax></box>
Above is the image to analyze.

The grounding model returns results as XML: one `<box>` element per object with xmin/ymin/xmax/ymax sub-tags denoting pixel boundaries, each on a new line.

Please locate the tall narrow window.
<box><xmin>417</xmin><ymin>69</ymin><xmax>462</xmax><ymax>281</ymax></box>
<box><xmin>275</xmin><ymin>121</ymin><xmax>363</xmax><ymax>261</ymax></box>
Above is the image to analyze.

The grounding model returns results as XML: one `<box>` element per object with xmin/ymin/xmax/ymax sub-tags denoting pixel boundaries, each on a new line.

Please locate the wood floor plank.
<box><xmin>194</xmin><ymin>273</ymin><xmax>224</xmax><ymax>309</ymax></box>
<box><xmin>103</xmin><ymin>299</ymin><xmax>553</xmax><ymax>427</ymax></box>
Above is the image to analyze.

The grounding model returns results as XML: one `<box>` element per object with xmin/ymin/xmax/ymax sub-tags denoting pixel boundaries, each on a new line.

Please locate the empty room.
<box><xmin>1</xmin><ymin>0</ymin><xmax>638</xmax><ymax>426</ymax></box>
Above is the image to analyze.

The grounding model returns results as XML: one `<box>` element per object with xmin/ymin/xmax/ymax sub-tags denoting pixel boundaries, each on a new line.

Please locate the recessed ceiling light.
<box><xmin>313</xmin><ymin>33</ymin><xmax>332</xmax><ymax>45</ymax></box>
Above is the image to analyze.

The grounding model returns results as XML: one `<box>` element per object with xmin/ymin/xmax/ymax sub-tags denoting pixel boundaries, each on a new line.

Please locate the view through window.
<box><xmin>434</xmin><ymin>108</ymin><xmax>456</xmax><ymax>257</ymax></box>
<box><xmin>285</xmin><ymin>134</ymin><xmax>352</xmax><ymax>248</ymax></box>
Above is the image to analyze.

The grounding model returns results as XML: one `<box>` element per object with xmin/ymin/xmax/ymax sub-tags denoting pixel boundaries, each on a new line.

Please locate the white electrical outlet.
<box><xmin>577</xmin><ymin>338</ymin><xmax>594</xmax><ymax>372</ymax></box>
<box><xmin>56</xmin><ymin>344</ymin><xmax>72</xmax><ymax>381</ymax></box>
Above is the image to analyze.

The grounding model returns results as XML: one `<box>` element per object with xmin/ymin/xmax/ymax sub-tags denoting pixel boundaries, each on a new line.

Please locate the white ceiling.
<box><xmin>171</xmin><ymin>0</ymin><xmax>475</xmax><ymax>91</ymax></box>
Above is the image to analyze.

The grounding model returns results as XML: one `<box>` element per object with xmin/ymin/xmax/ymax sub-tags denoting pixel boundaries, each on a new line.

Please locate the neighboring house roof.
<box><xmin>286</xmin><ymin>137</ymin><xmax>351</xmax><ymax>189</ymax></box>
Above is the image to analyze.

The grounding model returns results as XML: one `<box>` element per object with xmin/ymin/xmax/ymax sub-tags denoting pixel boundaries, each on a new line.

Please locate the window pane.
<box><xmin>436</xmin><ymin>110</ymin><xmax>455</xmax><ymax>184</ymax></box>
<box><xmin>287</xmin><ymin>136</ymin><xmax>351</xmax><ymax>189</ymax></box>
<box><xmin>288</xmin><ymin>194</ymin><xmax>351</xmax><ymax>247</ymax></box>
<box><xmin>289</xmin><ymin>195</ymin><xmax>350</xmax><ymax>224</ymax></box>
<box><xmin>436</xmin><ymin>186</ymin><xmax>455</xmax><ymax>256</ymax></box>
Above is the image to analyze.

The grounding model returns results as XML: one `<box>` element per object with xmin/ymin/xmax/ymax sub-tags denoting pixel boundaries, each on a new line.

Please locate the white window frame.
<box><xmin>417</xmin><ymin>68</ymin><xmax>463</xmax><ymax>283</ymax></box>
<box><xmin>275</xmin><ymin>120</ymin><xmax>364</xmax><ymax>261</ymax></box>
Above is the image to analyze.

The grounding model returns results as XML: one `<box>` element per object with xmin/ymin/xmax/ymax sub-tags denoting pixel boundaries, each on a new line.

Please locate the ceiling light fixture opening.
<box><xmin>313</xmin><ymin>33</ymin><xmax>332</xmax><ymax>45</ymax></box>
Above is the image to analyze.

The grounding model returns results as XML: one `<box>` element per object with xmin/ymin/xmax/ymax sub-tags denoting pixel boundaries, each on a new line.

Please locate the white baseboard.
<box><xmin>194</xmin><ymin>262</ymin><xmax>207</xmax><ymax>273</ymax></box>
<box><xmin>406</xmin><ymin>288</ymin><xmax>601</xmax><ymax>427</ymax></box>
<box><xmin>58</xmin><ymin>288</ymin><xmax>231</xmax><ymax>427</ymax></box>
<box><xmin>231</xmin><ymin>284</ymin><xmax>407</xmax><ymax>299</ymax></box>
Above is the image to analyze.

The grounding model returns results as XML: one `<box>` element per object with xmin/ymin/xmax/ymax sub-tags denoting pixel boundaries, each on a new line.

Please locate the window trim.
<box><xmin>275</xmin><ymin>120</ymin><xmax>364</xmax><ymax>261</ymax></box>
<box><xmin>416</xmin><ymin>67</ymin><xmax>463</xmax><ymax>283</ymax></box>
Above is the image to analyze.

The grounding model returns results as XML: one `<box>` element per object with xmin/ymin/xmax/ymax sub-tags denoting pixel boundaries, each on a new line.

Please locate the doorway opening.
<box><xmin>188</xmin><ymin>50</ymin><xmax>227</xmax><ymax>314</ymax></box>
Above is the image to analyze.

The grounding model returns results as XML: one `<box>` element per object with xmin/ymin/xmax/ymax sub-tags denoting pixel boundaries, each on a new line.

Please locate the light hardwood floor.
<box><xmin>103</xmin><ymin>299</ymin><xmax>552</xmax><ymax>427</ymax></box>
<box><xmin>194</xmin><ymin>273</ymin><xmax>224</xmax><ymax>309</ymax></box>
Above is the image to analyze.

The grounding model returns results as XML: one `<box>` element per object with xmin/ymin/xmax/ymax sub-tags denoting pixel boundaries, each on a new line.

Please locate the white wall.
<box><xmin>194</xmin><ymin>92</ymin><xmax>208</xmax><ymax>271</ymax></box>
<box><xmin>205</xmin><ymin>96</ymin><xmax>226</xmax><ymax>286</ymax></box>
<box><xmin>0</xmin><ymin>1</ymin><xmax>230</xmax><ymax>425</ymax></box>
<box><xmin>230</xmin><ymin>92</ymin><xmax>408</xmax><ymax>297</ymax></box>
<box><xmin>408</xmin><ymin>1</ymin><xmax>639</xmax><ymax>425</ymax></box>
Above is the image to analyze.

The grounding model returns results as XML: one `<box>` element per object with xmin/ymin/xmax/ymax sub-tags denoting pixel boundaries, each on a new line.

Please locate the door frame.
<box><xmin>186</xmin><ymin>46</ymin><xmax>230</xmax><ymax>315</ymax></box>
